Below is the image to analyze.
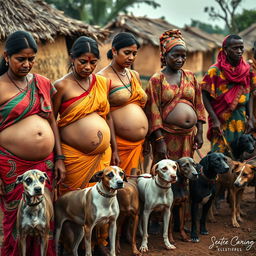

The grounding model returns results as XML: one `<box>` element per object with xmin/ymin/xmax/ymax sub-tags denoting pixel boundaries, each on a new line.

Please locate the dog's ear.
<box><xmin>150</xmin><ymin>164</ymin><xmax>158</xmax><ymax>176</ymax></box>
<box><xmin>89</xmin><ymin>170</ymin><xmax>104</xmax><ymax>183</ymax></box>
<box><xmin>15</xmin><ymin>175</ymin><xmax>23</xmax><ymax>187</ymax></box>
<box><xmin>123</xmin><ymin>171</ymin><xmax>128</xmax><ymax>182</ymax></box>
<box><xmin>200</xmin><ymin>155</ymin><xmax>209</xmax><ymax>170</ymax></box>
<box><xmin>43</xmin><ymin>172</ymin><xmax>51</xmax><ymax>184</ymax></box>
<box><xmin>231</xmin><ymin>161</ymin><xmax>240</xmax><ymax>173</ymax></box>
<box><xmin>176</xmin><ymin>160</ymin><xmax>181</xmax><ymax>174</ymax></box>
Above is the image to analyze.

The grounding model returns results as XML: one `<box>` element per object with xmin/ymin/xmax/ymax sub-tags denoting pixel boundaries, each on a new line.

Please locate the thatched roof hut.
<box><xmin>97</xmin><ymin>15</ymin><xmax>220</xmax><ymax>78</ymax></box>
<box><xmin>0</xmin><ymin>0</ymin><xmax>109</xmax><ymax>81</ymax></box>
<box><xmin>239</xmin><ymin>23</ymin><xmax>256</xmax><ymax>60</ymax></box>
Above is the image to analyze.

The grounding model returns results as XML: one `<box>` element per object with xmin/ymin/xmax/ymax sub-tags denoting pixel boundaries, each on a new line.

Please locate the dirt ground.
<box><xmin>1</xmin><ymin>130</ymin><xmax>256</xmax><ymax>256</ymax></box>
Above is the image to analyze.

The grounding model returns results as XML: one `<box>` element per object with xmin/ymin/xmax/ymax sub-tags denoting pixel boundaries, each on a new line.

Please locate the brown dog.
<box><xmin>16</xmin><ymin>169</ymin><xmax>53</xmax><ymax>256</ymax></box>
<box><xmin>116</xmin><ymin>168</ymin><xmax>141</xmax><ymax>256</ymax></box>
<box><xmin>213</xmin><ymin>158</ymin><xmax>255</xmax><ymax>227</ymax></box>
<box><xmin>54</xmin><ymin>166</ymin><xmax>125</xmax><ymax>256</ymax></box>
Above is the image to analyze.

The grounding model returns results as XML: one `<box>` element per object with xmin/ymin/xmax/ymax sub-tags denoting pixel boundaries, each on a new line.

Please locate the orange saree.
<box><xmin>111</xmin><ymin>71</ymin><xmax>147</xmax><ymax>175</ymax></box>
<box><xmin>58</xmin><ymin>74</ymin><xmax>111</xmax><ymax>195</ymax></box>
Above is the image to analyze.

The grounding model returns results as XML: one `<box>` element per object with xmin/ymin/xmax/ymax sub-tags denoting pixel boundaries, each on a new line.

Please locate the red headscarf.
<box><xmin>159</xmin><ymin>29</ymin><xmax>186</xmax><ymax>67</ymax></box>
<box><xmin>217</xmin><ymin>35</ymin><xmax>250</xmax><ymax>86</ymax></box>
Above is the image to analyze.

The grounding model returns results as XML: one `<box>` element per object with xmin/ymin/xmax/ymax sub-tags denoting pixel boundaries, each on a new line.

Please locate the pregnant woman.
<box><xmin>0</xmin><ymin>31</ymin><xmax>65</xmax><ymax>256</ymax></box>
<box><xmin>98</xmin><ymin>32</ymin><xmax>148</xmax><ymax>175</ymax></box>
<box><xmin>145</xmin><ymin>29</ymin><xmax>206</xmax><ymax>161</ymax></box>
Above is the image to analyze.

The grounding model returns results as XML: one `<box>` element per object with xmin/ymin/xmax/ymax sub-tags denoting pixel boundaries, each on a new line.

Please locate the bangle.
<box><xmin>155</xmin><ymin>136</ymin><xmax>164</xmax><ymax>142</ymax></box>
<box><xmin>55</xmin><ymin>154</ymin><xmax>66</xmax><ymax>161</ymax></box>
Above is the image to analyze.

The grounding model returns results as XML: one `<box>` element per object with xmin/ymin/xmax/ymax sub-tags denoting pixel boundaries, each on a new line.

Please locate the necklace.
<box><xmin>72</xmin><ymin>71</ymin><xmax>91</xmax><ymax>93</ymax></box>
<box><xmin>7</xmin><ymin>72</ymin><xmax>29</xmax><ymax>92</ymax></box>
<box><xmin>110</xmin><ymin>65</ymin><xmax>132</xmax><ymax>94</ymax></box>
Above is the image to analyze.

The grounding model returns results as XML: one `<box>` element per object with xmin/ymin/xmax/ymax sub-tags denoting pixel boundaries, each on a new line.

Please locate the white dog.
<box><xmin>137</xmin><ymin>159</ymin><xmax>177</xmax><ymax>252</ymax></box>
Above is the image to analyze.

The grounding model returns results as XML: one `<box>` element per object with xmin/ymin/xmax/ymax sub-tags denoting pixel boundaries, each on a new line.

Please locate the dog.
<box><xmin>137</xmin><ymin>159</ymin><xmax>177</xmax><ymax>253</ymax></box>
<box><xmin>16</xmin><ymin>169</ymin><xmax>53</xmax><ymax>256</ymax></box>
<box><xmin>170</xmin><ymin>157</ymin><xmax>199</xmax><ymax>242</ymax></box>
<box><xmin>189</xmin><ymin>152</ymin><xmax>229</xmax><ymax>242</ymax></box>
<box><xmin>231</xmin><ymin>133</ymin><xmax>255</xmax><ymax>161</ymax></box>
<box><xmin>231</xmin><ymin>161</ymin><xmax>256</xmax><ymax>227</ymax></box>
<box><xmin>54</xmin><ymin>166</ymin><xmax>125</xmax><ymax>256</ymax></box>
<box><xmin>116</xmin><ymin>168</ymin><xmax>141</xmax><ymax>256</ymax></box>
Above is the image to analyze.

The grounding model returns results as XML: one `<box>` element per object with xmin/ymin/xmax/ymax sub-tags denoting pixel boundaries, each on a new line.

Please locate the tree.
<box><xmin>190</xmin><ymin>19</ymin><xmax>226</xmax><ymax>34</ymax></box>
<box><xmin>204</xmin><ymin>0</ymin><xmax>244</xmax><ymax>33</ymax></box>
<box><xmin>235</xmin><ymin>9</ymin><xmax>256</xmax><ymax>32</ymax></box>
<box><xmin>45</xmin><ymin>0</ymin><xmax>160</xmax><ymax>26</ymax></box>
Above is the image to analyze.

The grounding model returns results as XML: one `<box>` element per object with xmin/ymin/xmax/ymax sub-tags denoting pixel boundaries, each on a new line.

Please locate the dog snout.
<box><xmin>192</xmin><ymin>172</ymin><xmax>199</xmax><ymax>179</ymax></box>
<box><xmin>34</xmin><ymin>187</ymin><xmax>42</xmax><ymax>195</ymax></box>
<box><xmin>170</xmin><ymin>175</ymin><xmax>177</xmax><ymax>183</ymax></box>
<box><xmin>234</xmin><ymin>181</ymin><xmax>242</xmax><ymax>188</ymax></box>
<box><xmin>117</xmin><ymin>180</ymin><xmax>124</xmax><ymax>188</ymax></box>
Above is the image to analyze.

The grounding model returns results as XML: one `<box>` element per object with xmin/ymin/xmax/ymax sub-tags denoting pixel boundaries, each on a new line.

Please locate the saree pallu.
<box><xmin>111</xmin><ymin>70</ymin><xmax>147</xmax><ymax>173</ymax></box>
<box><xmin>59</xmin><ymin>142</ymin><xmax>111</xmax><ymax>195</ymax></box>
<box><xmin>152</xmin><ymin>124</ymin><xmax>196</xmax><ymax>161</ymax></box>
<box><xmin>116</xmin><ymin>136</ymin><xmax>144</xmax><ymax>175</ymax></box>
<box><xmin>0</xmin><ymin>146</ymin><xmax>55</xmax><ymax>256</ymax></box>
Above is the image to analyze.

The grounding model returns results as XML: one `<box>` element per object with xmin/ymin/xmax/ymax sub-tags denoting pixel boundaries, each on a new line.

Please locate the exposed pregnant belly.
<box><xmin>111</xmin><ymin>103</ymin><xmax>148</xmax><ymax>142</ymax></box>
<box><xmin>165</xmin><ymin>102</ymin><xmax>197</xmax><ymax>129</ymax></box>
<box><xmin>60</xmin><ymin>113</ymin><xmax>110</xmax><ymax>154</ymax></box>
<box><xmin>0</xmin><ymin>115</ymin><xmax>55</xmax><ymax>161</ymax></box>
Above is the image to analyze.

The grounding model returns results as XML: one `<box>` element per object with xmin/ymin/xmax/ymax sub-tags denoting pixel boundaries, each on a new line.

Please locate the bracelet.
<box><xmin>55</xmin><ymin>154</ymin><xmax>66</xmax><ymax>161</ymax></box>
<box><xmin>155</xmin><ymin>136</ymin><xmax>164</xmax><ymax>142</ymax></box>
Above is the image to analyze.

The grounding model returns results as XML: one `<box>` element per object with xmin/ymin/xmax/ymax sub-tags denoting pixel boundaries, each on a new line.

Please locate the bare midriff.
<box><xmin>165</xmin><ymin>102</ymin><xmax>197</xmax><ymax>129</ymax></box>
<box><xmin>0</xmin><ymin>115</ymin><xmax>55</xmax><ymax>161</ymax></box>
<box><xmin>111</xmin><ymin>103</ymin><xmax>148</xmax><ymax>141</ymax></box>
<box><xmin>60</xmin><ymin>112</ymin><xmax>110</xmax><ymax>154</ymax></box>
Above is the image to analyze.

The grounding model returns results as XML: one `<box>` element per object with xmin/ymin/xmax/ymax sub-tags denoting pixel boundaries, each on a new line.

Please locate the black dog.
<box><xmin>189</xmin><ymin>152</ymin><xmax>229</xmax><ymax>242</ymax></box>
<box><xmin>231</xmin><ymin>133</ymin><xmax>255</xmax><ymax>161</ymax></box>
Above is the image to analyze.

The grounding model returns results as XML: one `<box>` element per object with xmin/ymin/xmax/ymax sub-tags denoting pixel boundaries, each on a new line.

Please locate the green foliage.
<box><xmin>204</xmin><ymin>0</ymin><xmax>244</xmax><ymax>33</ymax></box>
<box><xmin>44</xmin><ymin>0</ymin><xmax>160</xmax><ymax>26</ymax></box>
<box><xmin>235</xmin><ymin>9</ymin><xmax>256</xmax><ymax>32</ymax></box>
<box><xmin>190</xmin><ymin>19</ymin><xmax>226</xmax><ymax>34</ymax></box>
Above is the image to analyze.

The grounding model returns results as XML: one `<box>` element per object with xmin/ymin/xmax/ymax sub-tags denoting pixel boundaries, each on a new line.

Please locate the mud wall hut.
<box><xmin>97</xmin><ymin>15</ymin><xmax>221</xmax><ymax>81</ymax></box>
<box><xmin>0</xmin><ymin>0</ymin><xmax>108</xmax><ymax>81</ymax></box>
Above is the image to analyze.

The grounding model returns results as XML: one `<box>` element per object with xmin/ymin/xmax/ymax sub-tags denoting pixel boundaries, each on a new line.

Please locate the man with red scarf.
<box><xmin>201</xmin><ymin>35</ymin><xmax>256</xmax><ymax>154</ymax></box>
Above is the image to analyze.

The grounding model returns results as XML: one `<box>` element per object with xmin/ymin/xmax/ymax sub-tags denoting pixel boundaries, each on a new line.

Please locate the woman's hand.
<box><xmin>0</xmin><ymin>178</ymin><xmax>5</xmax><ymax>195</ymax></box>
<box><xmin>193</xmin><ymin>133</ymin><xmax>203</xmax><ymax>149</ymax></box>
<box><xmin>212</xmin><ymin>117</ymin><xmax>222</xmax><ymax>132</ymax></box>
<box><xmin>111</xmin><ymin>150</ymin><xmax>121</xmax><ymax>166</ymax></box>
<box><xmin>54</xmin><ymin>160</ymin><xmax>66</xmax><ymax>185</ymax></box>
<box><xmin>246</xmin><ymin>118</ymin><xmax>254</xmax><ymax>133</ymax></box>
<box><xmin>143</xmin><ymin>139</ymin><xmax>151</xmax><ymax>156</ymax></box>
<box><xmin>154</xmin><ymin>139</ymin><xmax>168</xmax><ymax>160</ymax></box>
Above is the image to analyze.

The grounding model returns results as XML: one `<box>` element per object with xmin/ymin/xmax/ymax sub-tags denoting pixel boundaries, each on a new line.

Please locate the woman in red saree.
<box><xmin>145</xmin><ymin>29</ymin><xmax>206</xmax><ymax>162</ymax></box>
<box><xmin>0</xmin><ymin>31</ymin><xmax>65</xmax><ymax>255</ymax></box>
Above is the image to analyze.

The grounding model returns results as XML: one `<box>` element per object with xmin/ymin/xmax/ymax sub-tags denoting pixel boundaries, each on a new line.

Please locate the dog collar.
<box><xmin>155</xmin><ymin>178</ymin><xmax>172</xmax><ymax>189</ymax></box>
<box><xmin>24</xmin><ymin>194</ymin><xmax>43</xmax><ymax>207</ymax></box>
<box><xmin>96</xmin><ymin>185</ymin><xmax>116</xmax><ymax>198</ymax></box>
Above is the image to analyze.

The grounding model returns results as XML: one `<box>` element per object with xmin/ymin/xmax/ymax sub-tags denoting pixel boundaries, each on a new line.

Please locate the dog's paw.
<box><xmin>139</xmin><ymin>244</ymin><xmax>148</xmax><ymax>253</ymax></box>
<box><xmin>200</xmin><ymin>230</ymin><xmax>209</xmax><ymax>235</ymax></box>
<box><xmin>191</xmin><ymin>233</ymin><xmax>200</xmax><ymax>243</ymax></box>
<box><xmin>232</xmin><ymin>220</ymin><xmax>240</xmax><ymax>228</ymax></box>
<box><xmin>191</xmin><ymin>237</ymin><xmax>200</xmax><ymax>243</ymax></box>
<box><xmin>165</xmin><ymin>242</ymin><xmax>176</xmax><ymax>250</ymax></box>
<box><xmin>132</xmin><ymin>248</ymin><xmax>142</xmax><ymax>256</ymax></box>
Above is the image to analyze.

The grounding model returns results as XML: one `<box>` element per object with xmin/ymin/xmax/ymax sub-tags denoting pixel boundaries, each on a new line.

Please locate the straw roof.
<box><xmin>239</xmin><ymin>23</ymin><xmax>256</xmax><ymax>50</ymax></box>
<box><xmin>105</xmin><ymin>14</ymin><xmax>219</xmax><ymax>52</ymax></box>
<box><xmin>184</xmin><ymin>26</ymin><xmax>224</xmax><ymax>47</ymax></box>
<box><xmin>0</xmin><ymin>0</ymin><xmax>109</xmax><ymax>42</ymax></box>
